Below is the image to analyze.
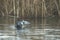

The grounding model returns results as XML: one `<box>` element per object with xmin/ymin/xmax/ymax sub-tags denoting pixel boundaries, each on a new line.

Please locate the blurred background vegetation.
<box><xmin>0</xmin><ymin>0</ymin><xmax>60</xmax><ymax>18</ymax></box>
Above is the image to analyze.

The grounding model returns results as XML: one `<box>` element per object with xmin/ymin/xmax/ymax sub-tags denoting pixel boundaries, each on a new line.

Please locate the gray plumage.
<box><xmin>15</xmin><ymin>20</ymin><xmax>30</xmax><ymax>30</ymax></box>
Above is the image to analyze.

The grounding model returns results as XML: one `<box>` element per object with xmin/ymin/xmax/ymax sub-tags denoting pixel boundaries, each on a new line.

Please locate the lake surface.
<box><xmin>0</xmin><ymin>17</ymin><xmax>60</xmax><ymax>40</ymax></box>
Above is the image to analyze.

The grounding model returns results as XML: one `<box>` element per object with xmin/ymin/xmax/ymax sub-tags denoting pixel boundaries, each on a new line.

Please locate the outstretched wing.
<box><xmin>24</xmin><ymin>21</ymin><xmax>30</xmax><ymax>24</ymax></box>
<box><xmin>20</xmin><ymin>20</ymin><xmax>30</xmax><ymax>25</ymax></box>
<box><xmin>25</xmin><ymin>21</ymin><xmax>30</xmax><ymax>24</ymax></box>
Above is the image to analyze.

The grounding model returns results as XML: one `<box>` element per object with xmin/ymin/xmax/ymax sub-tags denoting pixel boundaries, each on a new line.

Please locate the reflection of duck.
<box><xmin>15</xmin><ymin>20</ymin><xmax>30</xmax><ymax>30</ymax></box>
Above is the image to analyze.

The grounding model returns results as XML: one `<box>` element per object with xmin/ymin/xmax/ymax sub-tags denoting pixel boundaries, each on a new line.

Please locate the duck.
<box><xmin>15</xmin><ymin>20</ymin><xmax>30</xmax><ymax>30</ymax></box>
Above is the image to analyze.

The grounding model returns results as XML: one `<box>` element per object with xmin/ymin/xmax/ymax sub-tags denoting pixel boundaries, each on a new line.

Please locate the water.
<box><xmin>0</xmin><ymin>17</ymin><xmax>60</xmax><ymax>40</ymax></box>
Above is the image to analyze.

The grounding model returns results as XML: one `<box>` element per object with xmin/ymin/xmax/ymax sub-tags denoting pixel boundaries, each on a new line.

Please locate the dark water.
<box><xmin>0</xmin><ymin>17</ymin><xmax>60</xmax><ymax>40</ymax></box>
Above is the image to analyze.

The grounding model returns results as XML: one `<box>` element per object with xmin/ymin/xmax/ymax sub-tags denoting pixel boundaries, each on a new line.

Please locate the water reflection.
<box><xmin>0</xmin><ymin>17</ymin><xmax>60</xmax><ymax>40</ymax></box>
<box><xmin>0</xmin><ymin>36</ymin><xmax>21</xmax><ymax>40</ymax></box>
<box><xmin>45</xmin><ymin>17</ymin><xmax>60</xmax><ymax>29</ymax></box>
